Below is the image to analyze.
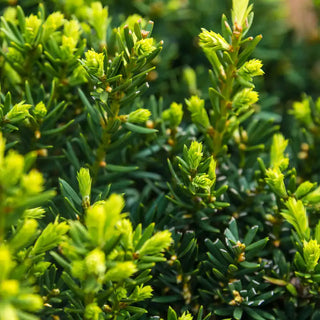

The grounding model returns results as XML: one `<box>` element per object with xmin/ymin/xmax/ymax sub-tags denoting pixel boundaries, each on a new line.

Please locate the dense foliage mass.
<box><xmin>1</xmin><ymin>0</ymin><xmax>320</xmax><ymax>319</ymax></box>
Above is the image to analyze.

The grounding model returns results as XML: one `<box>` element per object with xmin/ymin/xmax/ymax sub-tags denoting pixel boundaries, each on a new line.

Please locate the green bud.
<box><xmin>192</xmin><ymin>174</ymin><xmax>214</xmax><ymax>192</ymax></box>
<box><xmin>0</xmin><ymin>279</ymin><xmax>19</xmax><ymax>296</ymax></box>
<box><xmin>86</xmin><ymin>203</ymin><xmax>107</xmax><ymax>246</ymax></box>
<box><xmin>238</xmin><ymin>59</ymin><xmax>264</xmax><ymax>80</ymax></box>
<box><xmin>33</xmin><ymin>261</ymin><xmax>51</xmax><ymax>275</ymax></box>
<box><xmin>62</xmin><ymin>35</ymin><xmax>78</xmax><ymax>54</ymax></box>
<box><xmin>103</xmin><ymin>194</ymin><xmax>124</xmax><ymax>219</ymax></box>
<box><xmin>123</xmin><ymin>14</ymin><xmax>144</xmax><ymax>30</ymax></box>
<box><xmin>138</xmin><ymin>285</ymin><xmax>153</xmax><ymax>300</ymax></box>
<box><xmin>199</xmin><ymin>28</ymin><xmax>231</xmax><ymax>51</ymax></box>
<box><xmin>116</xmin><ymin>219</ymin><xmax>133</xmax><ymax>249</ymax></box>
<box><xmin>128</xmin><ymin>285</ymin><xmax>153</xmax><ymax>301</ymax></box>
<box><xmin>162</xmin><ymin>102</ymin><xmax>183</xmax><ymax>128</ymax></box>
<box><xmin>71</xmin><ymin>260</ymin><xmax>86</xmax><ymax>280</ymax></box>
<box><xmin>83</xmin><ymin>50</ymin><xmax>105</xmax><ymax>77</ymax></box>
<box><xmin>138</xmin><ymin>229</ymin><xmax>172</xmax><ymax>257</ymax></box>
<box><xmin>295</xmin><ymin>181</ymin><xmax>315</xmax><ymax>199</ymax></box>
<box><xmin>10</xmin><ymin>219</ymin><xmax>38</xmax><ymax>251</ymax></box>
<box><xmin>64</xmin><ymin>20</ymin><xmax>81</xmax><ymax>40</ymax></box>
<box><xmin>15</xmin><ymin>294</ymin><xmax>43</xmax><ymax>312</ymax></box>
<box><xmin>2</xmin><ymin>151</ymin><xmax>24</xmax><ymax>188</ymax></box>
<box><xmin>281</xmin><ymin>198</ymin><xmax>310</xmax><ymax>241</ymax></box>
<box><xmin>33</xmin><ymin>101</ymin><xmax>47</xmax><ymax>118</ymax></box>
<box><xmin>23</xmin><ymin>207</ymin><xmax>45</xmax><ymax>219</ymax></box>
<box><xmin>291</xmin><ymin>99</ymin><xmax>312</xmax><ymax>127</ymax></box>
<box><xmin>43</xmin><ymin>12</ymin><xmax>64</xmax><ymax>33</ymax></box>
<box><xmin>86</xmin><ymin>194</ymin><xmax>124</xmax><ymax>246</ymax></box>
<box><xmin>270</xmin><ymin>134</ymin><xmax>289</xmax><ymax>170</ymax></box>
<box><xmin>87</xmin><ymin>2</ymin><xmax>109</xmax><ymax>42</ymax></box>
<box><xmin>232</xmin><ymin>88</ymin><xmax>258</xmax><ymax>111</ymax></box>
<box><xmin>185</xmin><ymin>96</ymin><xmax>210</xmax><ymax>129</ymax></box>
<box><xmin>32</xmin><ymin>220</ymin><xmax>69</xmax><ymax>255</ymax></box>
<box><xmin>105</xmin><ymin>261</ymin><xmax>137</xmax><ymax>282</ymax></box>
<box><xmin>3</xmin><ymin>7</ymin><xmax>17</xmax><ymax>23</ymax></box>
<box><xmin>7</xmin><ymin>47</ymin><xmax>24</xmax><ymax>64</ymax></box>
<box><xmin>113</xmin><ymin>287</ymin><xmax>128</xmax><ymax>301</ymax></box>
<box><xmin>303</xmin><ymin>239</ymin><xmax>320</xmax><ymax>272</ymax></box>
<box><xmin>128</xmin><ymin>108</ymin><xmax>151</xmax><ymax>124</ymax></box>
<box><xmin>77</xmin><ymin>167</ymin><xmax>92</xmax><ymax>208</ymax></box>
<box><xmin>134</xmin><ymin>38</ymin><xmax>156</xmax><ymax>55</ymax></box>
<box><xmin>179</xmin><ymin>312</ymin><xmax>193</xmax><ymax>320</ymax></box>
<box><xmin>61</xmin><ymin>232</ymin><xmax>82</xmax><ymax>261</ymax></box>
<box><xmin>265</xmin><ymin>168</ymin><xmax>287</xmax><ymax>198</ymax></box>
<box><xmin>25</xmin><ymin>14</ymin><xmax>42</xmax><ymax>43</ymax></box>
<box><xmin>4</xmin><ymin>102</ymin><xmax>31</xmax><ymax>123</ymax></box>
<box><xmin>186</xmin><ymin>141</ymin><xmax>203</xmax><ymax>170</ymax></box>
<box><xmin>22</xmin><ymin>169</ymin><xmax>44</xmax><ymax>194</ymax></box>
<box><xmin>208</xmin><ymin>156</ymin><xmax>217</xmax><ymax>183</ymax></box>
<box><xmin>303</xmin><ymin>186</ymin><xmax>320</xmax><ymax>204</ymax></box>
<box><xmin>232</xmin><ymin>0</ymin><xmax>252</xmax><ymax>28</ymax></box>
<box><xmin>85</xmin><ymin>249</ymin><xmax>106</xmax><ymax>278</ymax></box>
<box><xmin>70</xmin><ymin>65</ymin><xmax>88</xmax><ymax>85</ymax></box>
<box><xmin>84</xmin><ymin>303</ymin><xmax>103</xmax><ymax>320</ymax></box>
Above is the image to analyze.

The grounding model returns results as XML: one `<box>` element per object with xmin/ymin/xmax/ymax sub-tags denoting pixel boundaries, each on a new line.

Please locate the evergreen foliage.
<box><xmin>1</xmin><ymin>0</ymin><xmax>320</xmax><ymax>319</ymax></box>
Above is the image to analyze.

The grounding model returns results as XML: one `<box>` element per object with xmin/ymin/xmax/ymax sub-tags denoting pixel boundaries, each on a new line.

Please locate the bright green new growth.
<box><xmin>162</xmin><ymin>102</ymin><xmax>184</xmax><ymax>128</ymax></box>
<box><xmin>128</xmin><ymin>108</ymin><xmax>151</xmax><ymax>124</ymax></box>
<box><xmin>295</xmin><ymin>181</ymin><xmax>315</xmax><ymax>199</ymax></box>
<box><xmin>77</xmin><ymin>167</ymin><xmax>92</xmax><ymax>208</ymax></box>
<box><xmin>85</xmin><ymin>194</ymin><xmax>125</xmax><ymax>246</ymax></box>
<box><xmin>232</xmin><ymin>88</ymin><xmax>259</xmax><ymax>112</ymax></box>
<box><xmin>265</xmin><ymin>168</ymin><xmax>287</xmax><ymax>198</ymax></box>
<box><xmin>1</xmin><ymin>0</ymin><xmax>320</xmax><ymax>319</ymax></box>
<box><xmin>178</xmin><ymin>312</ymin><xmax>193</xmax><ymax>320</ymax></box>
<box><xmin>185</xmin><ymin>96</ymin><xmax>210</xmax><ymax>130</ymax></box>
<box><xmin>138</xmin><ymin>229</ymin><xmax>172</xmax><ymax>256</ymax></box>
<box><xmin>0</xmin><ymin>134</ymin><xmax>66</xmax><ymax>320</ymax></box>
<box><xmin>232</xmin><ymin>0</ymin><xmax>252</xmax><ymax>27</ymax></box>
<box><xmin>281</xmin><ymin>198</ymin><xmax>310</xmax><ymax>240</ymax></box>
<box><xmin>83</xmin><ymin>50</ymin><xmax>105</xmax><ymax>78</ymax></box>
<box><xmin>32</xmin><ymin>219</ymin><xmax>69</xmax><ymax>255</ymax></box>
<box><xmin>303</xmin><ymin>240</ymin><xmax>320</xmax><ymax>272</ymax></box>
<box><xmin>187</xmin><ymin>141</ymin><xmax>203</xmax><ymax>170</ymax></box>
<box><xmin>195</xmin><ymin>0</ymin><xmax>263</xmax><ymax>157</ymax></box>
<box><xmin>291</xmin><ymin>97</ymin><xmax>313</xmax><ymax>127</ymax></box>
<box><xmin>168</xmin><ymin>140</ymin><xmax>227</xmax><ymax>211</ymax></box>
<box><xmin>57</xmin><ymin>186</ymin><xmax>172</xmax><ymax>318</ymax></box>
<box><xmin>270</xmin><ymin>133</ymin><xmax>289</xmax><ymax>170</ymax></box>
<box><xmin>303</xmin><ymin>186</ymin><xmax>320</xmax><ymax>204</ymax></box>
<box><xmin>238</xmin><ymin>59</ymin><xmax>264</xmax><ymax>81</ymax></box>
<box><xmin>199</xmin><ymin>29</ymin><xmax>231</xmax><ymax>51</ymax></box>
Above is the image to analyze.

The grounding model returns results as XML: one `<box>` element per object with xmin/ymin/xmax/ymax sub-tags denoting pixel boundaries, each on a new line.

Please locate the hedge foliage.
<box><xmin>1</xmin><ymin>0</ymin><xmax>320</xmax><ymax>319</ymax></box>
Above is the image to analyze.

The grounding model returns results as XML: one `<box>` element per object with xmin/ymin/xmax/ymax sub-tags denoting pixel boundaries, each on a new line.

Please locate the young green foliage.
<box><xmin>0</xmin><ymin>133</ymin><xmax>69</xmax><ymax>320</ymax></box>
<box><xmin>167</xmin><ymin>140</ymin><xmax>229</xmax><ymax>212</ymax></box>
<box><xmin>79</xmin><ymin>17</ymin><xmax>162</xmax><ymax>179</ymax></box>
<box><xmin>1</xmin><ymin>0</ymin><xmax>320</xmax><ymax>319</ymax></box>
<box><xmin>51</xmin><ymin>168</ymin><xmax>173</xmax><ymax>319</ymax></box>
<box><xmin>196</xmin><ymin>0</ymin><xmax>263</xmax><ymax>157</ymax></box>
